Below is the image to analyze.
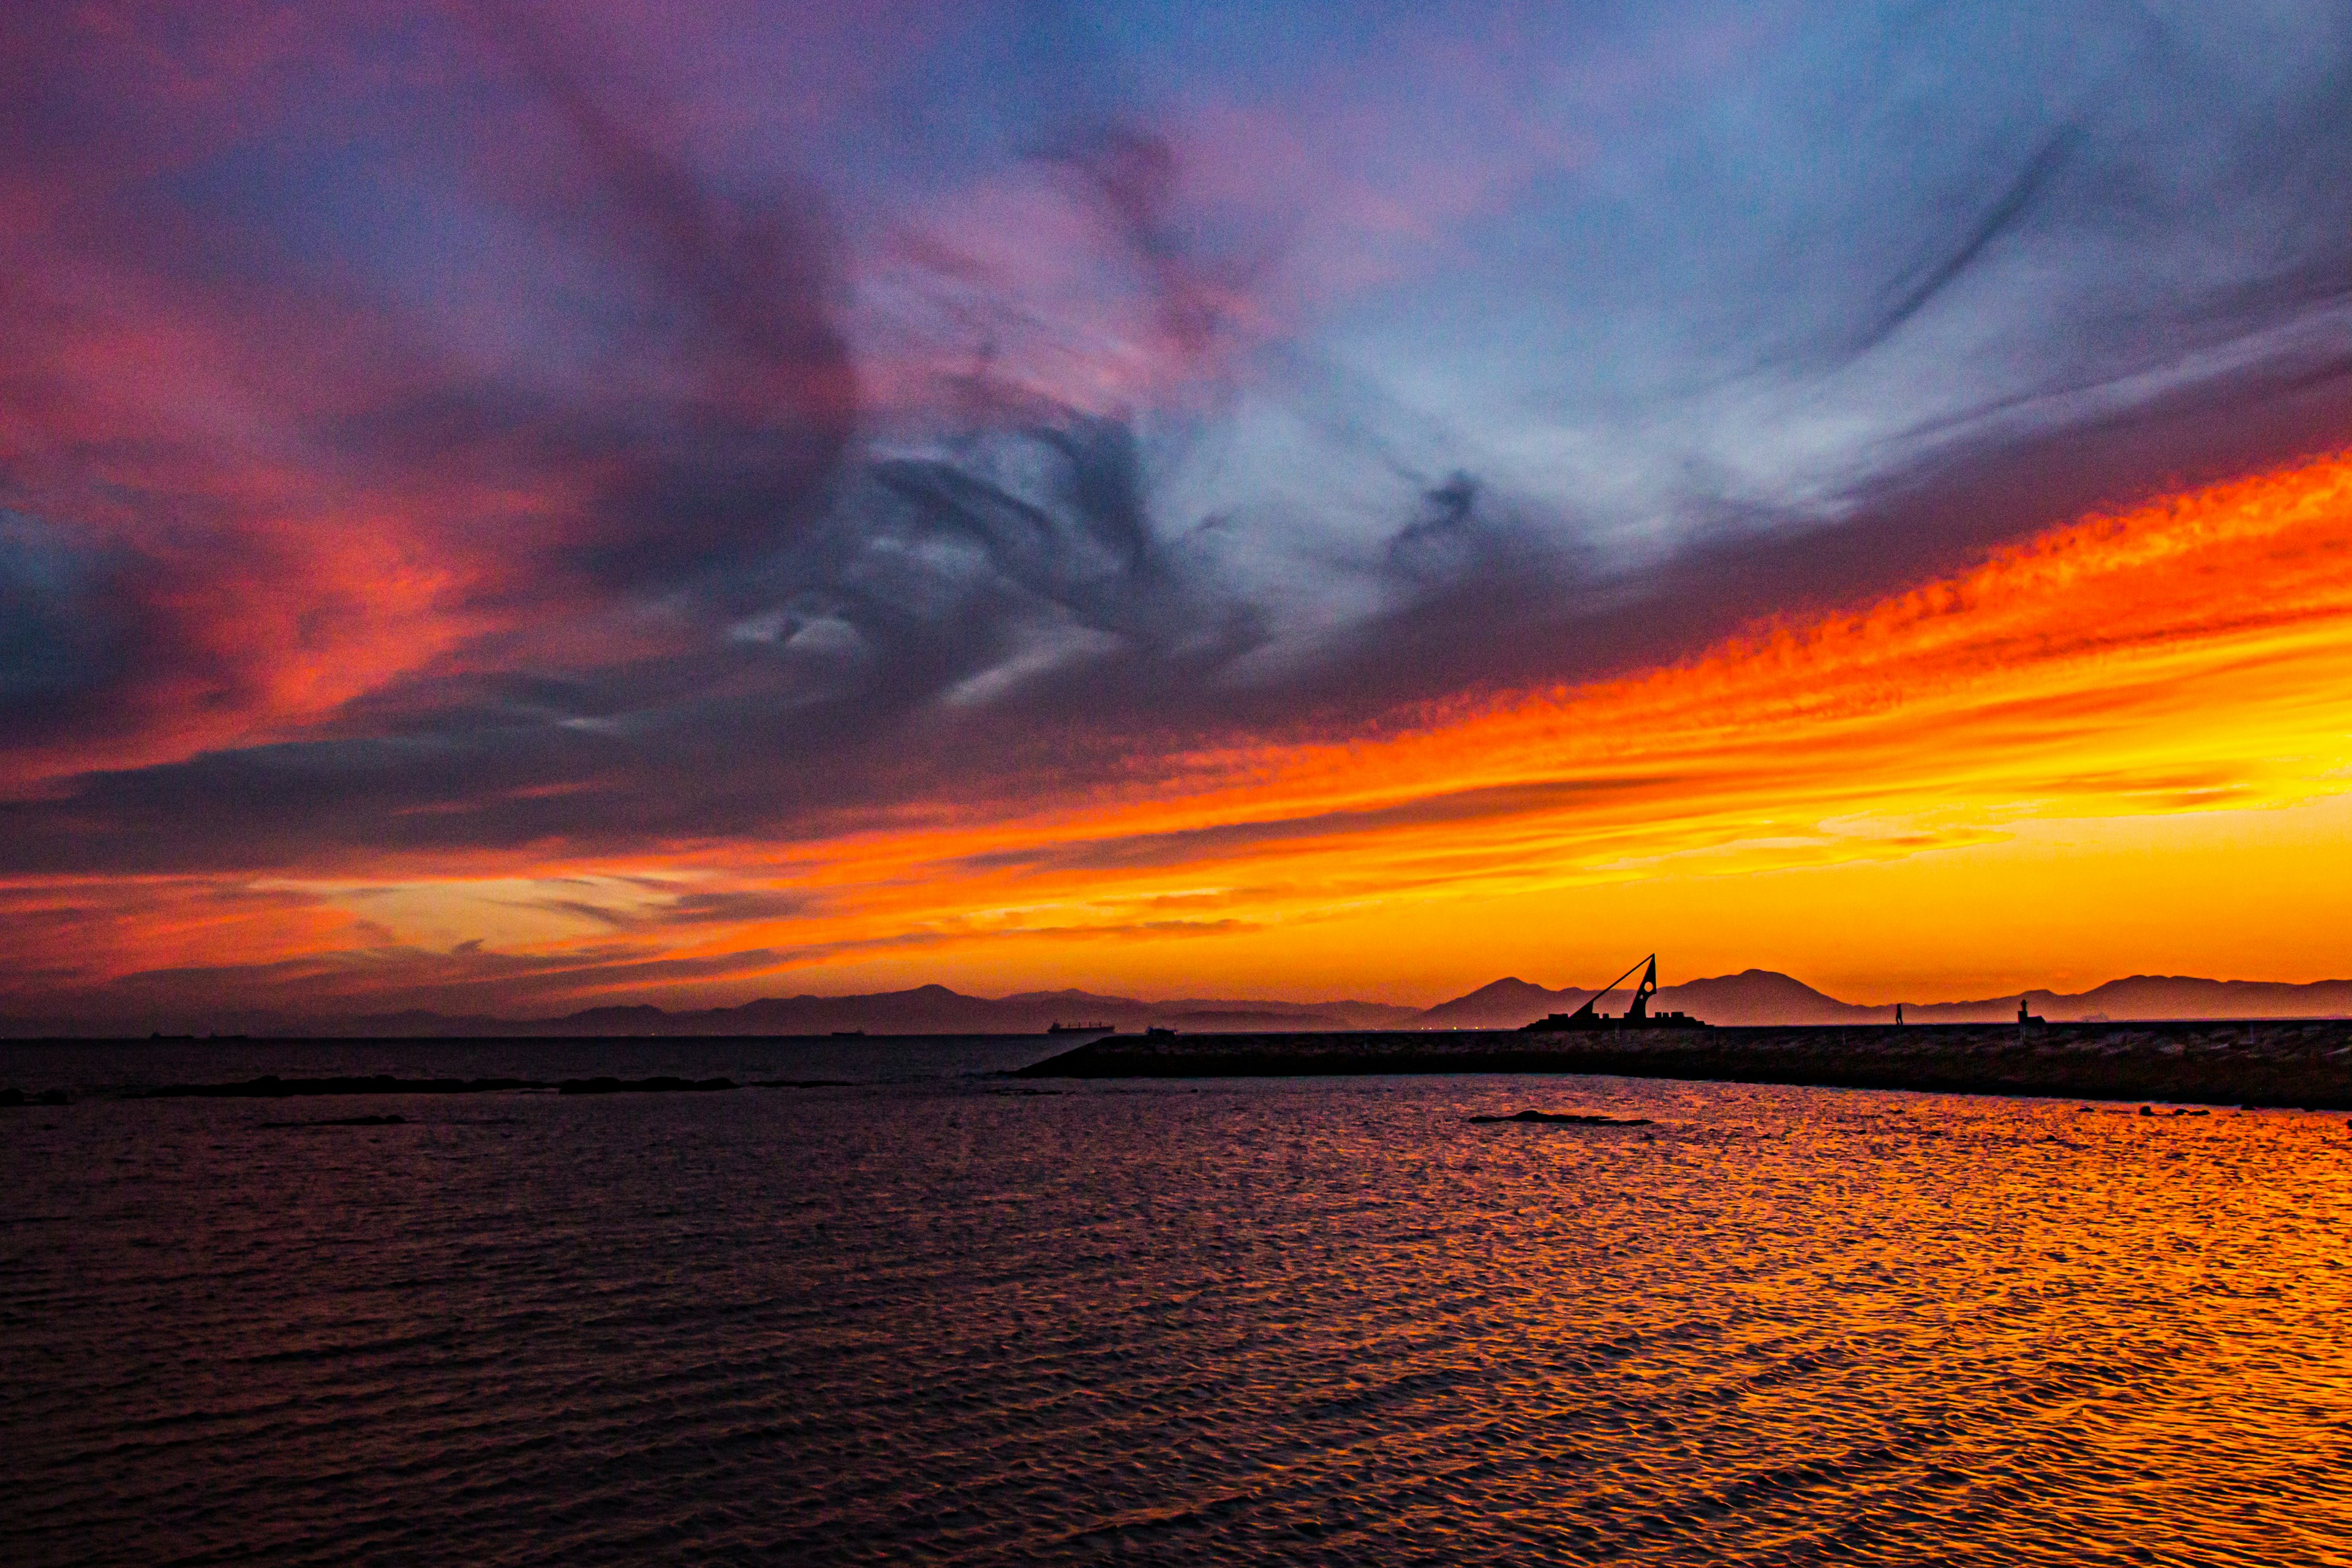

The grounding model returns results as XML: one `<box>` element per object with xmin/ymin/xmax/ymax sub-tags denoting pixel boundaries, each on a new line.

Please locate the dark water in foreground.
<box><xmin>4</xmin><ymin>1038</ymin><xmax>2350</xmax><ymax>1566</ymax></box>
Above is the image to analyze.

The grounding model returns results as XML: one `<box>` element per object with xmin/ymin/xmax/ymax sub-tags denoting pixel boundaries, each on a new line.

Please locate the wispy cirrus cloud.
<box><xmin>14</xmin><ymin>447</ymin><xmax>2352</xmax><ymax>1020</ymax></box>
<box><xmin>12</xmin><ymin>2</ymin><xmax>2352</xmax><ymax>1020</ymax></box>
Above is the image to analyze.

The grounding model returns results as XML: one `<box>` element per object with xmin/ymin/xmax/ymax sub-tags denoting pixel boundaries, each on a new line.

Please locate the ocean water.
<box><xmin>3</xmin><ymin>1037</ymin><xmax>2350</xmax><ymax>1566</ymax></box>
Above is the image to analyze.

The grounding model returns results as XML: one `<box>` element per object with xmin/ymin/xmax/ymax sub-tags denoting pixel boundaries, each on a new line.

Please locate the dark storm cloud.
<box><xmin>490</xmin><ymin>13</ymin><xmax>859</xmax><ymax>592</ymax></box>
<box><xmin>271</xmin><ymin>7</ymin><xmax>862</xmax><ymax>606</ymax></box>
<box><xmin>487</xmin><ymin>881</ymin><xmax>817</xmax><ymax>932</ymax></box>
<box><xmin>0</xmin><ymin>512</ymin><xmax>115</xmax><ymax>713</ymax></box>
<box><xmin>1034</xmin><ymin>118</ymin><xmax>1272</xmax><ymax>363</ymax></box>
<box><xmin>1853</xmin><ymin>126</ymin><xmax>2080</xmax><ymax>358</ymax></box>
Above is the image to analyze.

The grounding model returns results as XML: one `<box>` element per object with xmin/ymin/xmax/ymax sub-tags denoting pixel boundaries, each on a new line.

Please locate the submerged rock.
<box><xmin>260</xmin><ymin>1114</ymin><xmax>407</xmax><ymax>1128</ymax></box>
<box><xmin>1468</xmin><ymin>1109</ymin><xmax>1654</xmax><ymax>1126</ymax></box>
<box><xmin>556</xmin><ymin>1076</ymin><xmax>736</xmax><ymax>1095</ymax></box>
<box><xmin>1017</xmin><ymin>1021</ymin><xmax>2352</xmax><ymax>1107</ymax></box>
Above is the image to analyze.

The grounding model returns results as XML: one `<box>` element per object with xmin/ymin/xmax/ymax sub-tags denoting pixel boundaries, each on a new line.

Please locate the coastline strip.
<box><xmin>1014</xmin><ymin>1020</ymin><xmax>2352</xmax><ymax>1109</ymax></box>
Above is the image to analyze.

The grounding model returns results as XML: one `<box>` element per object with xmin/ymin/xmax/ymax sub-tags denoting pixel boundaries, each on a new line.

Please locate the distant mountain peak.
<box><xmin>1417</xmin><ymin>967</ymin><xmax>1882</xmax><ymax>1028</ymax></box>
<box><xmin>1453</xmin><ymin>976</ymin><xmax>1550</xmax><ymax>998</ymax></box>
<box><xmin>1001</xmin><ymin>988</ymin><xmax>1144</xmax><ymax>1006</ymax></box>
<box><xmin>74</xmin><ymin>967</ymin><xmax>2352</xmax><ymax>1042</ymax></box>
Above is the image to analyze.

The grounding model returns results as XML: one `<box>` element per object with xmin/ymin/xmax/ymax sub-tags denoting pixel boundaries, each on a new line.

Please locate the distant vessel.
<box><xmin>831</xmin><ymin>1030</ymin><xmax>865</xmax><ymax>1038</ymax></box>
<box><xmin>1047</xmin><ymin>1021</ymin><xmax>1114</xmax><ymax>1035</ymax></box>
<box><xmin>1144</xmin><ymin>1025</ymin><xmax>1178</xmax><ymax>1038</ymax></box>
<box><xmin>1521</xmin><ymin>954</ymin><xmax>1711</xmax><ymax>1032</ymax></box>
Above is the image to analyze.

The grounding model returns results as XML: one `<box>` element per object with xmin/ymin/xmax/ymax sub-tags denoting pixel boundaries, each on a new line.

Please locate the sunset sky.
<box><xmin>9</xmin><ymin>1</ymin><xmax>2352</xmax><ymax>1027</ymax></box>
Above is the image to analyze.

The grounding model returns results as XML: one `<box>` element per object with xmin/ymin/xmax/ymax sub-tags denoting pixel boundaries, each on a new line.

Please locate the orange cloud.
<box><xmin>26</xmin><ymin>446</ymin><xmax>2350</xmax><ymax>1020</ymax></box>
<box><xmin>729</xmin><ymin>449</ymin><xmax>2352</xmax><ymax>936</ymax></box>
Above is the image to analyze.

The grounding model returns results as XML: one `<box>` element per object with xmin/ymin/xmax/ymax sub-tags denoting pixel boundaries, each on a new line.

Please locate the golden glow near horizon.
<box><xmin>15</xmin><ymin>451</ymin><xmax>2352</xmax><ymax>1012</ymax></box>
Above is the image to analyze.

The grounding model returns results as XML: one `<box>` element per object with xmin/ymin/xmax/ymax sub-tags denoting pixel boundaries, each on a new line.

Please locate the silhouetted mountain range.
<box><xmin>1905</xmin><ymin>975</ymin><xmax>2352</xmax><ymax>1023</ymax></box>
<box><xmin>316</xmin><ymin>986</ymin><xmax>1425</xmax><ymax>1038</ymax></box>
<box><xmin>1415</xmin><ymin>970</ymin><xmax>1884</xmax><ymax>1028</ymax></box>
<box><xmin>1415</xmin><ymin>970</ymin><xmax>2352</xmax><ymax>1027</ymax></box>
<box><xmin>15</xmin><ymin>970</ymin><xmax>2352</xmax><ymax>1038</ymax></box>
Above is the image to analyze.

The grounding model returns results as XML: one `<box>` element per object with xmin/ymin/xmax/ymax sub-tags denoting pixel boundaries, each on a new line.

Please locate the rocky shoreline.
<box><xmin>1015</xmin><ymin>1020</ymin><xmax>2352</xmax><ymax>1109</ymax></box>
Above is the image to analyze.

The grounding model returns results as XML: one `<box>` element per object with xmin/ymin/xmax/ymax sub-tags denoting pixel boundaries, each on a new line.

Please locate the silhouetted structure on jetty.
<box><xmin>1019</xmin><ymin>1018</ymin><xmax>2352</xmax><ymax>1109</ymax></box>
<box><xmin>1521</xmin><ymin>954</ymin><xmax>1709</xmax><ymax>1032</ymax></box>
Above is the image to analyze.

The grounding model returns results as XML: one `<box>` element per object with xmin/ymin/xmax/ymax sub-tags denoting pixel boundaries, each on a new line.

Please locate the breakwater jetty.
<box><xmin>1016</xmin><ymin>1019</ymin><xmax>2352</xmax><ymax>1108</ymax></box>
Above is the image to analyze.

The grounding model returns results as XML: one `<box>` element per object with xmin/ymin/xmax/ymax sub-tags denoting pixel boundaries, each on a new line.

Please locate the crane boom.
<box><xmin>1564</xmin><ymin>953</ymin><xmax>1657</xmax><ymax>1023</ymax></box>
<box><xmin>1521</xmin><ymin>952</ymin><xmax>1706</xmax><ymax>1033</ymax></box>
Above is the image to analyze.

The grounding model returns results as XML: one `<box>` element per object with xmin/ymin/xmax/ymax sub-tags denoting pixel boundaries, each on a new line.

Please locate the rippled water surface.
<box><xmin>5</xmin><ymin>1038</ymin><xmax>2351</xmax><ymax>1565</ymax></box>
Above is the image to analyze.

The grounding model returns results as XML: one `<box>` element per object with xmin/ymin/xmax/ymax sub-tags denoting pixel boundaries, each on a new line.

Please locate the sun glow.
<box><xmin>625</xmin><ymin>450</ymin><xmax>2352</xmax><ymax>996</ymax></box>
<box><xmin>14</xmin><ymin>451</ymin><xmax>2352</xmax><ymax>1016</ymax></box>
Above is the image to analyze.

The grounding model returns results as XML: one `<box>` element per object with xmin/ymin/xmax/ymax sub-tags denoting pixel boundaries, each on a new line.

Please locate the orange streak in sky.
<box><xmin>729</xmin><ymin>450</ymin><xmax>2352</xmax><ymax>935</ymax></box>
<box><xmin>15</xmin><ymin>450</ymin><xmax>2352</xmax><ymax>1014</ymax></box>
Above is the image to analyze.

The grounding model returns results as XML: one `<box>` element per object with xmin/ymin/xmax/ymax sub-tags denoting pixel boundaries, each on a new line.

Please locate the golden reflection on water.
<box><xmin>3</xmin><ymin>1050</ymin><xmax>2350</xmax><ymax>1564</ymax></box>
